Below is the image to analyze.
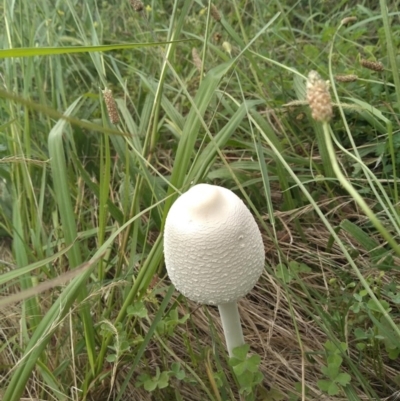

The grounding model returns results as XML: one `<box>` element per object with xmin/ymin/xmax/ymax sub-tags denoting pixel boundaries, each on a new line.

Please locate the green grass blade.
<box><xmin>188</xmin><ymin>99</ymin><xmax>263</xmax><ymax>183</ymax></box>
<box><xmin>47</xmin><ymin>99</ymin><xmax>96</xmax><ymax>376</ymax></box>
<box><xmin>0</xmin><ymin>41</ymin><xmax>190</xmax><ymax>58</ymax></box>
<box><xmin>0</xmin><ymin>244</ymin><xmax>73</xmax><ymax>288</ymax></box>
<box><xmin>163</xmin><ymin>60</ymin><xmax>234</xmax><ymax>213</ymax></box>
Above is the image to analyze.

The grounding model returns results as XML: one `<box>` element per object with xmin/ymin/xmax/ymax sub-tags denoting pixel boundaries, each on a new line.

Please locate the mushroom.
<box><xmin>163</xmin><ymin>183</ymin><xmax>265</xmax><ymax>356</ymax></box>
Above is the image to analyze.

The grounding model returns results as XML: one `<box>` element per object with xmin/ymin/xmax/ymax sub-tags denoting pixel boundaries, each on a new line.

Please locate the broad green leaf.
<box><xmin>127</xmin><ymin>302</ymin><xmax>148</xmax><ymax>319</ymax></box>
<box><xmin>288</xmin><ymin>261</ymin><xmax>312</xmax><ymax>273</ymax></box>
<box><xmin>367</xmin><ymin>298</ymin><xmax>390</xmax><ymax>313</ymax></box>
<box><xmin>276</xmin><ymin>263</ymin><xmax>292</xmax><ymax>284</ymax></box>
<box><xmin>158</xmin><ymin>371</ymin><xmax>170</xmax><ymax>389</ymax></box>
<box><xmin>336</xmin><ymin>373</ymin><xmax>351</xmax><ymax>386</ymax></box>
<box><xmin>327</xmin><ymin>354</ymin><xmax>343</xmax><ymax>369</ymax></box>
<box><xmin>318</xmin><ymin>380</ymin><xmax>340</xmax><ymax>396</ymax></box>
<box><xmin>230</xmin><ymin>344</ymin><xmax>250</xmax><ymax>361</ymax></box>
<box><xmin>144</xmin><ymin>379</ymin><xmax>158</xmax><ymax>392</ymax></box>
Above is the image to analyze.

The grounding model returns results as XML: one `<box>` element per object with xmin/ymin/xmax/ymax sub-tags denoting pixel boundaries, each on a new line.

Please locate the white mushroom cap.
<box><xmin>164</xmin><ymin>184</ymin><xmax>265</xmax><ymax>305</ymax></box>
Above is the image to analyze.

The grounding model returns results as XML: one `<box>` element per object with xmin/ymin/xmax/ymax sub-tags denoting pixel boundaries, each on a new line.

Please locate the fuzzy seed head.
<box><xmin>102</xmin><ymin>88</ymin><xmax>120</xmax><ymax>124</ymax></box>
<box><xmin>130</xmin><ymin>0</ymin><xmax>144</xmax><ymax>12</ymax></box>
<box><xmin>210</xmin><ymin>4</ymin><xmax>221</xmax><ymax>22</ymax></box>
<box><xmin>222</xmin><ymin>41</ymin><xmax>232</xmax><ymax>56</ymax></box>
<box><xmin>335</xmin><ymin>74</ymin><xmax>358</xmax><ymax>82</ymax></box>
<box><xmin>192</xmin><ymin>48</ymin><xmax>202</xmax><ymax>73</ymax></box>
<box><xmin>214</xmin><ymin>32</ymin><xmax>222</xmax><ymax>42</ymax></box>
<box><xmin>306</xmin><ymin>71</ymin><xmax>333</xmax><ymax>123</ymax></box>
<box><xmin>360</xmin><ymin>59</ymin><xmax>384</xmax><ymax>72</ymax></box>
<box><xmin>341</xmin><ymin>16</ymin><xmax>357</xmax><ymax>25</ymax></box>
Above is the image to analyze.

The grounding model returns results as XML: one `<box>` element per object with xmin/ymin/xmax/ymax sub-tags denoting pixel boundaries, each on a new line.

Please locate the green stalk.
<box><xmin>93</xmin><ymin>234</ymin><xmax>164</xmax><ymax>377</ymax></box>
<box><xmin>145</xmin><ymin>0</ymin><xmax>192</xmax><ymax>156</ymax></box>
<box><xmin>97</xmin><ymin>133</ymin><xmax>111</xmax><ymax>283</ymax></box>
<box><xmin>386</xmin><ymin>121</ymin><xmax>399</xmax><ymax>206</ymax></box>
<box><xmin>245</xmin><ymin>107</ymin><xmax>400</xmax><ymax>344</ymax></box>
<box><xmin>328</xmin><ymin>19</ymin><xmax>400</xmax><ymax>227</ymax></box>
<box><xmin>378</xmin><ymin>0</ymin><xmax>400</xmax><ymax>205</ymax></box>
<box><xmin>379</xmin><ymin>0</ymin><xmax>400</xmax><ymax>112</ymax></box>
<box><xmin>219</xmin><ymin>10</ymin><xmax>279</xmax><ymax>97</ymax></box>
<box><xmin>322</xmin><ymin>121</ymin><xmax>400</xmax><ymax>257</ymax></box>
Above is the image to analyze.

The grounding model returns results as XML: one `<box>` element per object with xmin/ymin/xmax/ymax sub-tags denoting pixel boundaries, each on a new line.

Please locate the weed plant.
<box><xmin>0</xmin><ymin>0</ymin><xmax>400</xmax><ymax>400</ymax></box>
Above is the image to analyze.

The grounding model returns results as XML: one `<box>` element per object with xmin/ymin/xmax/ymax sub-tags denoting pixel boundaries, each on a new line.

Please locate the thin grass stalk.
<box><xmin>112</xmin><ymin>139</ymin><xmax>134</xmax><ymax>282</ymax></box>
<box><xmin>97</xmin><ymin>132</ymin><xmax>111</xmax><ymax>283</ymax></box>
<box><xmin>0</xmin><ymin>88</ymin><xmax>122</xmax><ymax>136</ymax></box>
<box><xmin>256</xmin><ymin>142</ymin><xmax>307</xmax><ymax>401</ymax></box>
<box><xmin>3</xmin><ymin>191</ymin><xmax>166</xmax><ymax>399</ymax></box>
<box><xmin>114</xmin><ymin>285</ymin><xmax>183</xmax><ymax>401</ymax></box>
<box><xmin>278</xmin><ymin>271</ymin><xmax>378</xmax><ymax>399</ymax></box>
<box><xmin>219</xmin><ymin>10</ymin><xmax>265</xmax><ymax>96</ymax></box>
<box><xmin>379</xmin><ymin>0</ymin><xmax>400</xmax><ymax>112</ymax></box>
<box><xmin>108</xmin><ymin>1</ymin><xmax>192</xmax><ymax>283</ymax></box>
<box><xmin>162</xmin><ymin>61</ymin><xmax>234</xmax><ymax>215</ymax></box>
<box><xmin>93</xmin><ymin>233</ymin><xmax>164</xmax><ymax>379</ymax></box>
<box><xmin>0</xmin><ymin>41</ymin><xmax>186</xmax><ymax>59</ymax></box>
<box><xmin>251</xmin><ymin>111</ymin><xmax>307</xmax><ymax>238</ymax></box>
<box><xmin>314</xmin><ymin>122</ymin><xmax>334</xmax><ymax>178</ymax></box>
<box><xmin>385</xmin><ymin>121</ymin><xmax>399</xmax><ymax>206</ymax></box>
<box><xmin>320</xmin><ymin>122</ymin><xmax>400</xmax><ymax>338</ymax></box>
<box><xmin>224</xmin><ymin>47</ymin><xmax>304</xmax><ymax>241</ymax></box>
<box><xmin>0</xmin><ymin>245</ymin><xmax>73</xmax><ymax>290</ymax></box>
<box><xmin>36</xmin><ymin>359</ymin><xmax>64</xmax><ymax>396</ymax></box>
<box><xmin>145</xmin><ymin>0</ymin><xmax>191</xmax><ymax>157</ymax></box>
<box><xmin>219</xmin><ymin>11</ymin><xmax>281</xmax><ymax>97</ymax></box>
<box><xmin>251</xmin><ymin>51</ymin><xmax>305</xmax><ymax>79</ymax></box>
<box><xmin>330</xmin><ymin>134</ymin><xmax>400</xmax><ymax>235</ymax></box>
<box><xmin>201</xmin><ymin>0</ymin><xmax>215</xmax><ymax>81</ymax></box>
<box><xmin>90</xmin><ymin>118</ymin><xmax>173</xmax><ymax>381</ymax></box>
<box><xmin>379</xmin><ymin>0</ymin><xmax>400</xmax><ymax>205</ymax></box>
<box><xmin>187</xmin><ymin>100</ymin><xmax>262</xmax><ymax>184</ymax></box>
<box><xmin>47</xmin><ymin>100</ymin><xmax>97</xmax><ymax>377</ymax></box>
<box><xmin>72</xmin><ymin>152</ymin><xmax>124</xmax><ymax>224</ymax></box>
<box><xmin>328</xmin><ymin>21</ymin><xmax>400</xmax><ymax>230</ymax></box>
<box><xmin>12</xmin><ymin>193</ymin><xmax>42</xmax><ymax>330</ymax></box>
<box><xmin>7</xmin><ymin>101</ymin><xmax>42</xmax><ymax>330</ymax></box>
<box><xmin>106</xmin><ymin>128</ymin><xmax>162</xmax><ymax>286</ymax></box>
<box><xmin>65</xmin><ymin>0</ymin><xmax>106</xmax><ymax>85</ymax></box>
<box><xmin>321</xmin><ymin>122</ymin><xmax>400</xmax><ymax>257</ymax></box>
<box><xmin>2</xmin><ymin>268</ymin><xmax>94</xmax><ymax>400</ymax></box>
<box><xmin>34</xmin><ymin>168</ymin><xmax>48</xmax><ymax>258</ymax></box>
<box><xmin>241</xmin><ymin>107</ymin><xmax>400</xmax><ymax>345</ymax></box>
<box><xmin>153</xmin><ymin>332</ymin><xmax>218</xmax><ymax>401</ymax></box>
<box><xmin>272</xmin><ymin>0</ymin><xmax>298</xmax><ymax>43</ymax></box>
<box><xmin>162</xmin><ymin>15</ymin><xmax>280</xmax><ymax>218</ymax></box>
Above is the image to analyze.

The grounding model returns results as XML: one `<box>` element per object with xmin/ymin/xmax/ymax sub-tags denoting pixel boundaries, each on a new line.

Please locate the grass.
<box><xmin>1</xmin><ymin>0</ymin><xmax>400</xmax><ymax>400</ymax></box>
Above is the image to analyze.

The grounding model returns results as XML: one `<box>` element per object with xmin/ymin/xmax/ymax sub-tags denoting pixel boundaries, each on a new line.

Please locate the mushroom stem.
<box><xmin>218</xmin><ymin>301</ymin><xmax>245</xmax><ymax>357</ymax></box>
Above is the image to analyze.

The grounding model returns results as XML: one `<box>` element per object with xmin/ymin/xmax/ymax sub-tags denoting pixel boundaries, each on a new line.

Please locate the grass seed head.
<box><xmin>192</xmin><ymin>48</ymin><xmax>202</xmax><ymax>73</ymax></box>
<box><xmin>222</xmin><ymin>41</ymin><xmax>232</xmax><ymax>56</ymax></box>
<box><xmin>341</xmin><ymin>16</ymin><xmax>357</xmax><ymax>25</ymax></box>
<box><xmin>213</xmin><ymin>32</ymin><xmax>222</xmax><ymax>42</ymax></box>
<box><xmin>210</xmin><ymin>4</ymin><xmax>221</xmax><ymax>22</ymax></box>
<box><xmin>335</xmin><ymin>74</ymin><xmax>358</xmax><ymax>82</ymax></box>
<box><xmin>102</xmin><ymin>88</ymin><xmax>120</xmax><ymax>124</ymax></box>
<box><xmin>360</xmin><ymin>59</ymin><xmax>384</xmax><ymax>72</ymax></box>
<box><xmin>130</xmin><ymin>0</ymin><xmax>144</xmax><ymax>12</ymax></box>
<box><xmin>306</xmin><ymin>71</ymin><xmax>333</xmax><ymax>123</ymax></box>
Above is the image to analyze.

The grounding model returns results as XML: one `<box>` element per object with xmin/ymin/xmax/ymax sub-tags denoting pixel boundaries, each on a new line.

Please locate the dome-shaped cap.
<box><xmin>164</xmin><ymin>184</ymin><xmax>265</xmax><ymax>305</ymax></box>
